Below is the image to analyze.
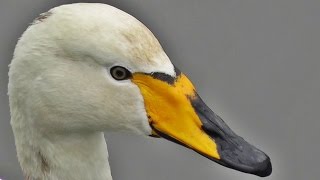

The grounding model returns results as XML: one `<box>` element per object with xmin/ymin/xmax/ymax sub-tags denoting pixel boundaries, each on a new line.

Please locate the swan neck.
<box><xmin>14</xmin><ymin>129</ymin><xmax>113</xmax><ymax>180</ymax></box>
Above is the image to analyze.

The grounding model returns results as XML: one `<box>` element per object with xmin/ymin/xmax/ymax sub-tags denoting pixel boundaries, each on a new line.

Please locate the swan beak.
<box><xmin>132</xmin><ymin>71</ymin><xmax>272</xmax><ymax>177</ymax></box>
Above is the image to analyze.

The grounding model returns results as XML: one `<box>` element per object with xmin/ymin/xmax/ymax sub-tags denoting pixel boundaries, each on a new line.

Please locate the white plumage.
<box><xmin>9</xmin><ymin>3</ymin><xmax>173</xmax><ymax>180</ymax></box>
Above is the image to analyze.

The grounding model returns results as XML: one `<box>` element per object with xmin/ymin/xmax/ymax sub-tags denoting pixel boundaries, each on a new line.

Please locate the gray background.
<box><xmin>0</xmin><ymin>0</ymin><xmax>319</xmax><ymax>180</ymax></box>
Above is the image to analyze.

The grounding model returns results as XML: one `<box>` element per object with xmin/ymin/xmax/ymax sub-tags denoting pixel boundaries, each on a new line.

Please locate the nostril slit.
<box><xmin>201</xmin><ymin>125</ymin><xmax>222</xmax><ymax>140</ymax></box>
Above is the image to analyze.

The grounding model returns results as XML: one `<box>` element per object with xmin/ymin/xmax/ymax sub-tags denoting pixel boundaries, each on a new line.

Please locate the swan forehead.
<box><xmin>36</xmin><ymin>3</ymin><xmax>174</xmax><ymax>76</ymax></box>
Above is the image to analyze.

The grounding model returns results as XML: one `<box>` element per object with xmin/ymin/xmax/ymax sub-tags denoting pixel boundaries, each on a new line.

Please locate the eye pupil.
<box><xmin>116</xmin><ymin>69</ymin><xmax>124</xmax><ymax>77</ymax></box>
<box><xmin>110</xmin><ymin>66</ymin><xmax>131</xmax><ymax>80</ymax></box>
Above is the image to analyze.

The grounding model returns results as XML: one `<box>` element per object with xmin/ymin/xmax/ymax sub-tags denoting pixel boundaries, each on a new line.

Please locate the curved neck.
<box><xmin>14</xmin><ymin>129</ymin><xmax>112</xmax><ymax>180</ymax></box>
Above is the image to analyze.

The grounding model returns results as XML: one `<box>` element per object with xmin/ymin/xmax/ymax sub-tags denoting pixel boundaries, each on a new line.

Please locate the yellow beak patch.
<box><xmin>132</xmin><ymin>72</ymin><xmax>220</xmax><ymax>159</ymax></box>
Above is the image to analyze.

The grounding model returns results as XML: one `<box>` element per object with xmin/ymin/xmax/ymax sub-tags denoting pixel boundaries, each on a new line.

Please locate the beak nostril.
<box><xmin>201</xmin><ymin>125</ymin><xmax>222</xmax><ymax>140</ymax></box>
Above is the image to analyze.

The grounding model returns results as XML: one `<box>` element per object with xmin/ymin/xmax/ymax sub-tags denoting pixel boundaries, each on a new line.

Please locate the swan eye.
<box><xmin>110</xmin><ymin>66</ymin><xmax>132</xmax><ymax>80</ymax></box>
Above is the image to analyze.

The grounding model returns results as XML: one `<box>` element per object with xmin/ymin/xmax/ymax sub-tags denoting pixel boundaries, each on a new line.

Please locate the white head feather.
<box><xmin>9</xmin><ymin>3</ymin><xmax>175</xmax><ymax>180</ymax></box>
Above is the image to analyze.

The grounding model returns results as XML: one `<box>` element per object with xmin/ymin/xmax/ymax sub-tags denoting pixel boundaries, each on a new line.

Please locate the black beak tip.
<box><xmin>254</xmin><ymin>157</ymin><xmax>272</xmax><ymax>177</ymax></box>
<box><xmin>215</xmin><ymin>136</ymin><xmax>273</xmax><ymax>177</ymax></box>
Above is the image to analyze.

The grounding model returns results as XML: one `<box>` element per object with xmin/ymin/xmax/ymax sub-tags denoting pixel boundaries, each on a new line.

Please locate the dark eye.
<box><xmin>110</xmin><ymin>66</ymin><xmax>132</xmax><ymax>80</ymax></box>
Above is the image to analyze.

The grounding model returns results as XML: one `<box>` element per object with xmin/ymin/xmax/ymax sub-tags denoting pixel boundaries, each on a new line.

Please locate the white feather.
<box><xmin>9</xmin><ymin>3</ymin><xmax>174</xmax><ymax>180</ymax></box>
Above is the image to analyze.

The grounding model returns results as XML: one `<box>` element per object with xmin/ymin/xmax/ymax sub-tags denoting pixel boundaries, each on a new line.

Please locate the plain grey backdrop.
<box><xmin>1</xmin><ymin>0</ymin><xmax>319</xmax><ymax>180</ymax></box>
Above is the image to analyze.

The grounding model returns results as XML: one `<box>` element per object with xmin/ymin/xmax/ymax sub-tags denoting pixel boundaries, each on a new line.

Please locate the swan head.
<box><xmin>9</xmin><ymin>3</ymin><xmax>271</xmax><ymax>177</ymax></box>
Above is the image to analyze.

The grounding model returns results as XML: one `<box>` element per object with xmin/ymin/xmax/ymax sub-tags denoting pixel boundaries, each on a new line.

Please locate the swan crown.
<box><xmin>15</xmin><ymin>3</ymin><xmax>175</xmax><ymax>74</ymax></box>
